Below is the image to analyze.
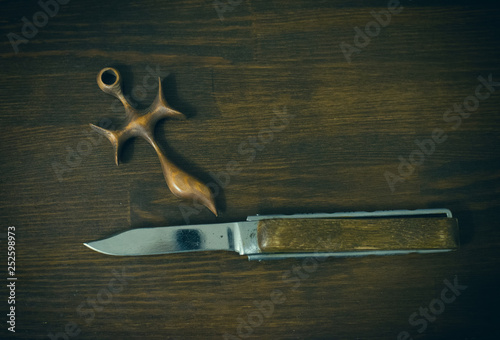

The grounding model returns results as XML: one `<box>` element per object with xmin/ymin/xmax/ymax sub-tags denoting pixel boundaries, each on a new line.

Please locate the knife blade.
<box><xmin>84</xmin><ymin>208</ymin><xmax>459</xmax><ymax>260</ymax></box>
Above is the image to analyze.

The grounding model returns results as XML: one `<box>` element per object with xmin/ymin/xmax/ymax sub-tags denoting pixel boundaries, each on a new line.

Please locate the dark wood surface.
<box><xmin>1</xmin><ymin>0</ymin><xmax>499</xmax><ymax>339</ymax></box>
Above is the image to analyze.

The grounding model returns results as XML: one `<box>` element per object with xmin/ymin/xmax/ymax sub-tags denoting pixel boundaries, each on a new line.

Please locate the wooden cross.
<box><xmin>90</xmin><ymin>67</ymin><xmax>217</xmax><ymax>216</ymax></box>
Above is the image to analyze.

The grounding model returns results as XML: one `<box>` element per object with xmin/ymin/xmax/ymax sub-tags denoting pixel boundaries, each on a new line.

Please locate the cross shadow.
<box><xmin>154</xmin><ymin>75</ymin><xmax>226</xmax><ymax>215</ymax></box>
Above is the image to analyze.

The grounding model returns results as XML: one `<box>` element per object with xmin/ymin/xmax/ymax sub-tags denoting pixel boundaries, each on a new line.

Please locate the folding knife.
<box><xmin>84</xmin><ymin>209</ymin><xmax>459</xmax><ymax>261</ymax></box>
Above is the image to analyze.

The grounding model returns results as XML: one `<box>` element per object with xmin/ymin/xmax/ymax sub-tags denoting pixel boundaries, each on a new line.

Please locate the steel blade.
<box><xmin>84</xmin><ymin>221</ymin><xmax>259</xmax><ymax>256</ymax></box>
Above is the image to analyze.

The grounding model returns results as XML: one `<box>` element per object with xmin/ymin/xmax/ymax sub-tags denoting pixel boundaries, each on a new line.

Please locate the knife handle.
<box><xmin>256</xmin><ymin>218</ymin><xmax>459</xmax><ymax>253</ymax></box>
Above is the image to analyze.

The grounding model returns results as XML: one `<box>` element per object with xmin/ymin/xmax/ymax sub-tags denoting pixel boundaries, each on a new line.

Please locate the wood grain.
<box><xmin>0</xmin><ymin>0</ymin><xmax>500</xmax><ymax>339</ymax></box>
<box><xmin>257</xmin><ymin>218</ymin><xmax>459</xmax><ymax>252</ymax></box>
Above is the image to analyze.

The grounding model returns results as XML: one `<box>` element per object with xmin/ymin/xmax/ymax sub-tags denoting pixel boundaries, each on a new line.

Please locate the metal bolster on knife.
<box><xmin>84</xmin><ymin>208</ymin><xmax>459</xmax><ymax>261</ymax></box>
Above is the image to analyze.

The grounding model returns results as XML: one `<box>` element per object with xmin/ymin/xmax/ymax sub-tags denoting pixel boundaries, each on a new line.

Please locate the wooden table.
<box><xmin>1</xmin><ymin>0</ymin><xmax>499</xmax><ymax>339</ymax></box>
